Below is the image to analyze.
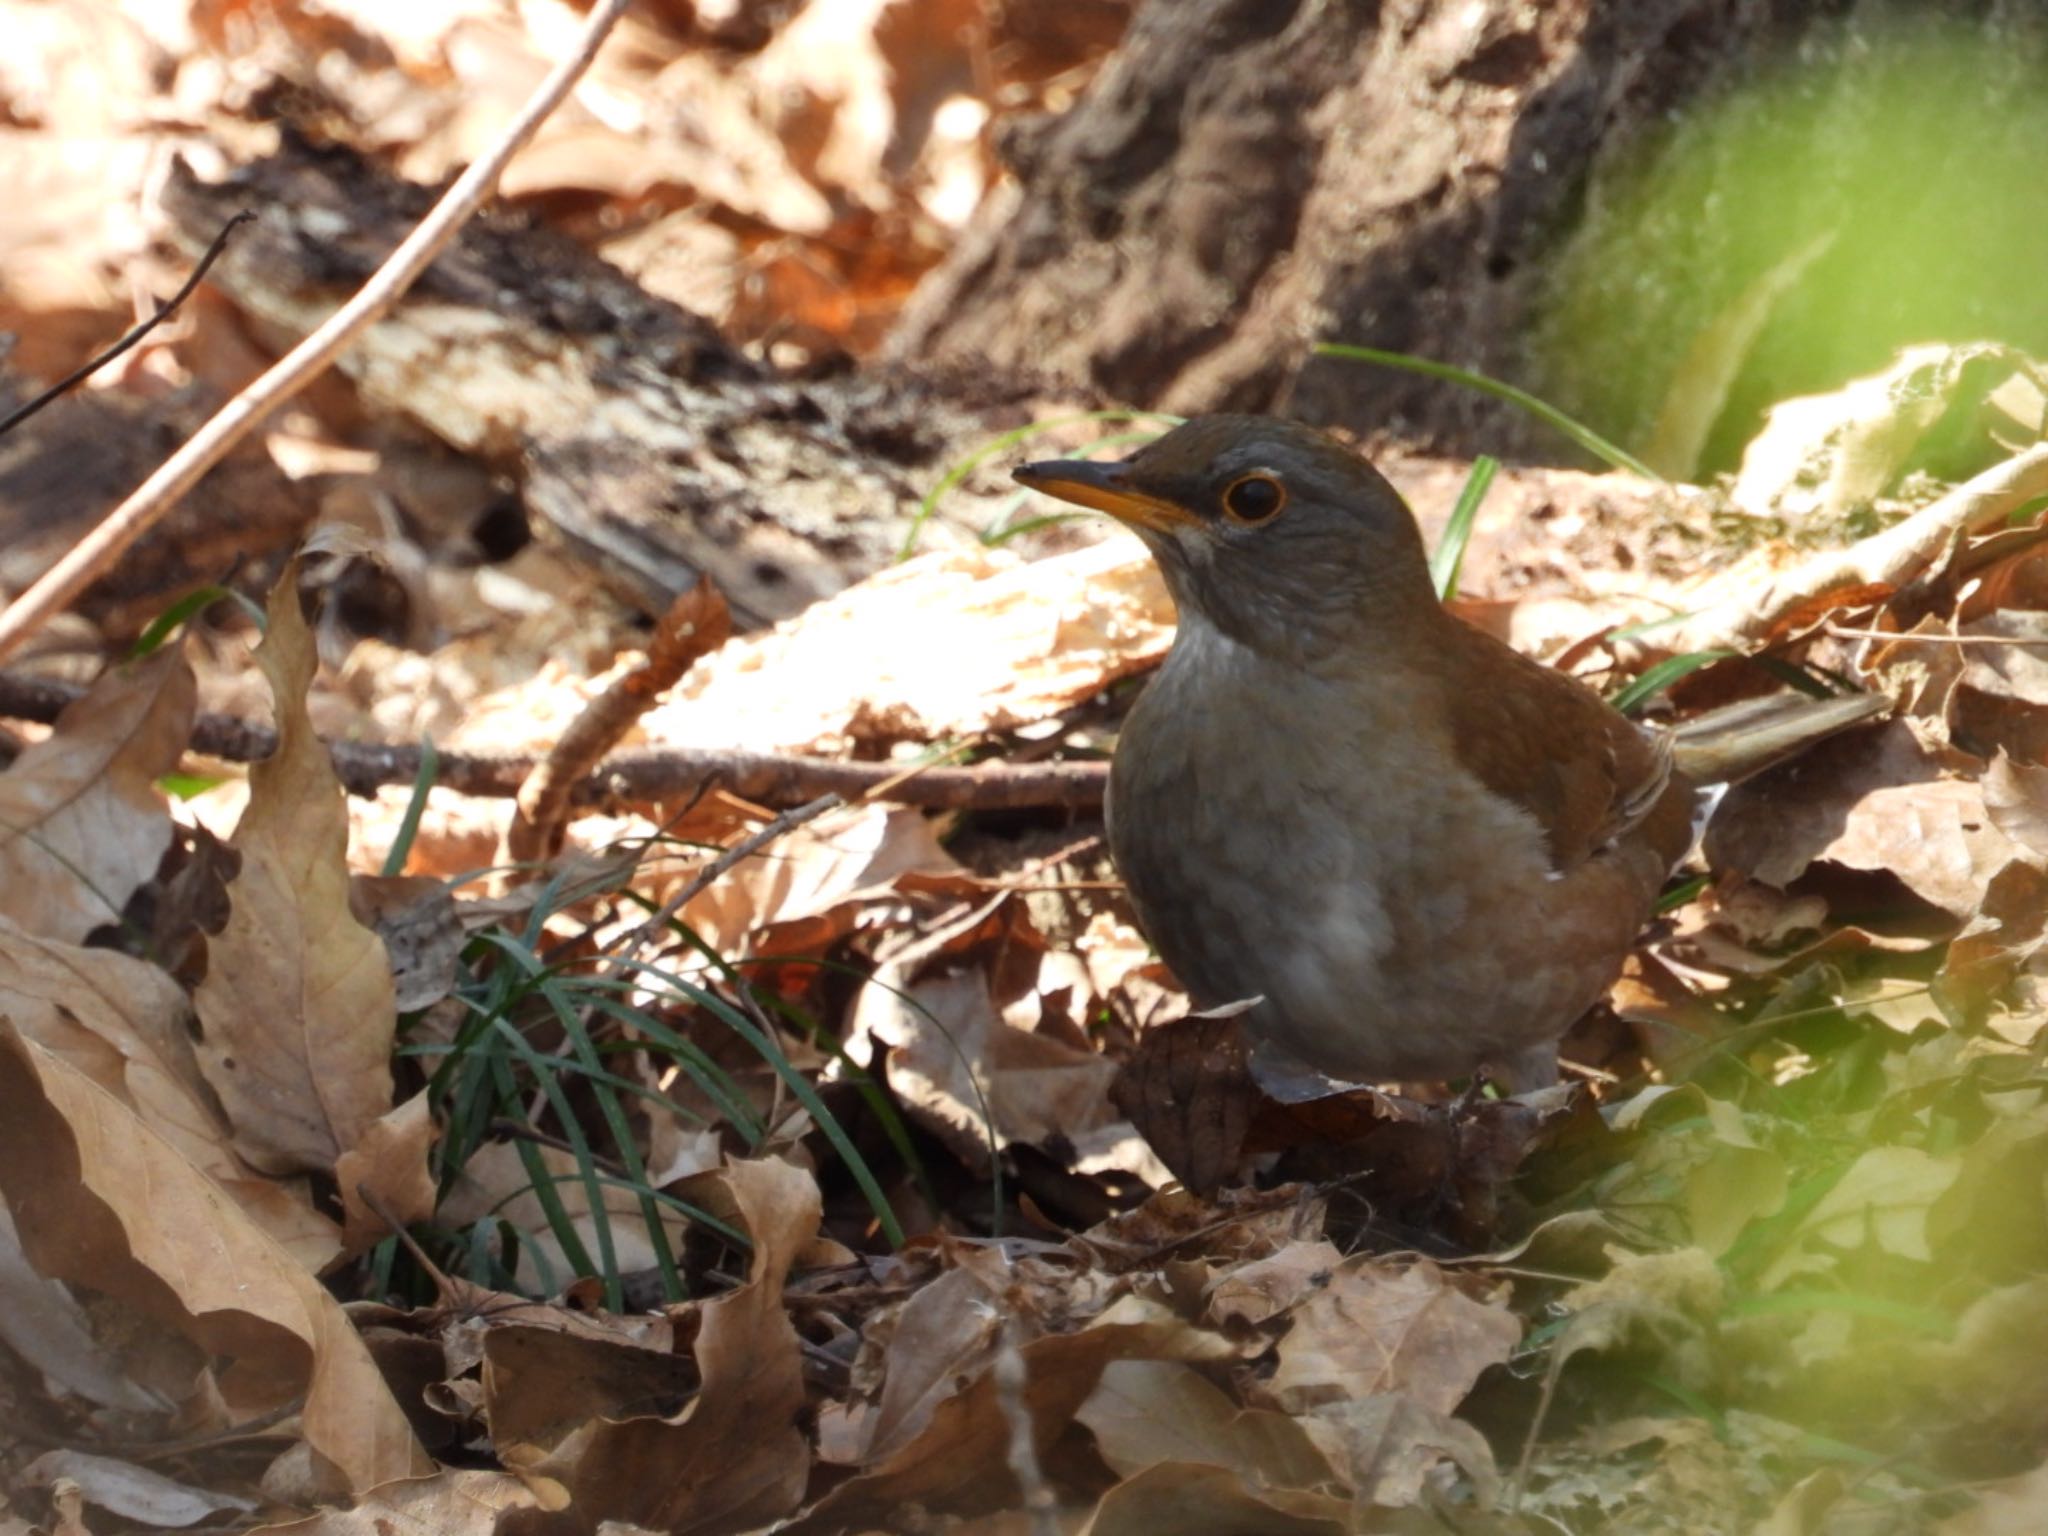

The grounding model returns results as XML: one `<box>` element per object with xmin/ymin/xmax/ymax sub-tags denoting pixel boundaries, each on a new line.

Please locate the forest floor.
<box><xmin>3</xmin><ymin>4</ymin><xmax>2048</xmax><ymax>1534</ymax></box>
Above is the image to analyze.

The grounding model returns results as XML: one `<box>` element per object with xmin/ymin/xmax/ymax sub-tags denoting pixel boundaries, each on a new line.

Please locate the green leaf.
<box><xmin>1610</xmin><ymin>650</ymin><xmax>1738</xmax><ymax>714</ymax></box>
<box><xmin>1431</xmin><ymin>454</ymin><xmax>1498</xmax><ymax>600</ymax></box>
<box><xmin>1314</xmin><ymin>343</ymin><xmax>1665</xmax><ymax>482</ymax></box>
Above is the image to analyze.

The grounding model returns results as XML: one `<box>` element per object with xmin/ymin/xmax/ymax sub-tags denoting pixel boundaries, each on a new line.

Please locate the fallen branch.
<box><xmin>1668</xmin><ymin>443</ymin><xmax>2048</xmax><ymax>654</ymax></box>
<box><xmin>504</xmin><ymin>582</ymin><xmax>733</xmax><ymax>861</ymax></box>
<box><xmin>0</xmin><ymin>671</ymin><xmax>1110</xmax><ymax>811</ymax></box>
<box><xmin>0</xmin><ymin>0</ymin><xmax>634</xmax><ymax>663</ymax></box>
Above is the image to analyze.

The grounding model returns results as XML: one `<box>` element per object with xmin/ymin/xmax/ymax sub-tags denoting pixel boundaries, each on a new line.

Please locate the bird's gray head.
<box><xmin>1014</xmin><ymin>415</ymin><xmax>1437</xmax><ymax>665</ymax></box>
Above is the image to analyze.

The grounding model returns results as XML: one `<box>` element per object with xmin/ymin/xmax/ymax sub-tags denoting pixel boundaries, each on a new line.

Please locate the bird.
<box><xmin>1014</xmin><ymin>415</ymin><xmax>1878</xmax><ymax>1095</ymax></box>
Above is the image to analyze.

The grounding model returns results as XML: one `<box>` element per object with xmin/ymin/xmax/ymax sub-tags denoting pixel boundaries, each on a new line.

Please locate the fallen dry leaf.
<box><xmin>193</xmin><ymin>567</ymin><xmax>398</xmax><ymax>1176</ymax></box>
<box><xmin>531</xmin><ymin>1156</ymin><xmax>819</xmax><ymax>1533</ymax></box>
<box><xmin>1079</xmin><ymin>1459</ymin><xmax>1352</xmax><ymax>1536</ymax></box>
<box><xmin>0</xmin><ymin>1023</ymin><xmax>429</xmax><ymax>1494</ymax></box>
<box><xmin>801</xmin><ymin>1294</ymin><xmax>1235</xmax><ymax>1531</ymax></box>
<box><xmin>242</xmin><ymin>1468</ymin><xmax>557</xmax><ymax>1534</ymax></box>
<box><xmin>1706</xmin><ymin>720</ymin><xmax>2032</xmax><ymax>919</ymax></box>
<box><xmin>335</xmin><ymin>1090</ymin><xmax>439</xmax><ymax>1257</ymax></box>
<box><xmin>1256</xmin><ymin>1257</ymin><xmax>1520</xmax><ymax>1419</ymax></box>
<box><xmin>636</xmin><ymin>542</ymin><xmax>1170</xmax><ymax>757</ymax></box>
<box><xmin>1076</xmin><ymin>1358</ymin><xmax>1334</xmax><ymax>1493</ymax></box>
<box><xmin>0</xmin><ymin>1202</ymin><xmax>162</xmax><ymax>1413</ymax></box>
<box><xmin>348</xmin><ymin>874</ymin><xmax>465</xmax><ymax>1013</ymax></box>
<box><xmin>20</xmin><ymin>1450</ymin><xmax>258</xmax><ymax>1527</ymax></box>
<box><xmin>1732</xmin><ymin>343</ymin><xmax>2047</xmax><ymax>522</ymax></box>
<box><xmin>438</xmin><ymin>1138</ymin><xmax>688</xmax><ymax>1295</ymax></box>
<box><xmin>0</xmin><ymin>915</ymin><xmax>341</xmax><ymax>1268</ymax></box>
<box><xmin>0</xmin><ymin>646</ymin><xmax>193</xmax><ymax>944</ymax></box>
<box><xmin>680</xmin><ymin>799</ymin><xmax>968</xmax><ymax>958</ymax></box>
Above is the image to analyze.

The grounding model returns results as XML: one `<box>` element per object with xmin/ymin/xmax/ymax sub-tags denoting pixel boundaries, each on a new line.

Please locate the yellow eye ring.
<box><xmin>1221</xmin><ymin>472</ymin><xmax>1287</xmax><ymax>524</ymax></box>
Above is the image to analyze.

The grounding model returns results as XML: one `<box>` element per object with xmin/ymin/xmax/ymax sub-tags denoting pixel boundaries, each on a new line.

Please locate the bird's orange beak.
<box><xmin>1013</xmin><ymin>459</ymin><xmax>1202</xmax><ymax>535</ymax></box>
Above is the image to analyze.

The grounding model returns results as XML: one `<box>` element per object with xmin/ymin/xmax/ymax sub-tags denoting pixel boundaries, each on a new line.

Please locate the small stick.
<box><xmin>504</xmin><ymin>582</ymin><xmax>732</xmax><ymax>862</ymax></box>
<box><xmin>0</xmin><ymin>211</ymin><xmax>255</xmax><ymax>440</ymax></box>
<box><xmin>621</xmin><ymin>793</ymin><xmax>843</xmax><ymax>960</ymax></box>
<box><xmin>0</xmin><ymin>0</ymin><xmax>635</xmax><ymax>664</ymax></box>
<box><xmin>0</xmin><ymin>671</ymin><xmax>1111</xmax><ymax>810</ymax></box>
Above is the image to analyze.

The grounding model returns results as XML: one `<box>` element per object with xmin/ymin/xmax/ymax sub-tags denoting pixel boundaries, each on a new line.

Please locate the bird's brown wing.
<box><xmin>1434</xmin><ymin>623</ymin><xmax>1686</xmax><ymax>872</ymax></box>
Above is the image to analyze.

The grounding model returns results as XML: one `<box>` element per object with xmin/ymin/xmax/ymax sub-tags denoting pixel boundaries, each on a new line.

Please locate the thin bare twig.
<box><xmin>0</xmin><ymin>211</ymin><xmax>255</xmax><ymax>440</ymax></box>
<box><xmin>0</xmin><ymin>670</ymin><xmax>1111</xmax><ymax>809</ymax></box>
<box><xmin>1826</xmin><ymin>624</ymin><xmax>2048</xmax><ymax>647</ymax></box>
<box><xmin>505</xmin><ymin>582</ymin><xmax>733</xmax><ymax>861</ymax></box>
<box><xmin>0</xmin><ymin>0</ymin><xmax>635</xmax><ymax>664</ymax></box>
<box><xmin>624</xmin><ymin>793</ymin><xmax>843</xmax><ymax>959</ymax></box>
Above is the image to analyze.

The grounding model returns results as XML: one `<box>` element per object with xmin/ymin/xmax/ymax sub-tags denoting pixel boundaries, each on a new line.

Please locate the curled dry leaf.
<box><xmin>1732</xmin><ymin>343</ymin><xmax>2048</xmax><ymax>523</ymax></box>
<box><xmin>0</xmin><ymin>1202</ymin><xmax>163</xmax><ymax>1413</ymax></box>
<box><xmin>0</xmin><ymin>1024</ymin><xmax>429</xmax><ymax>1495</ymax></box>
<box><xmin>237</xmin><ymin>1469</ymin><xmax>558</xmax><ymax>1535</ymax></box>
<box><xmin>1256</xmin><ymin>1257</ymin><xmax>1520</xmax><ymax>1420</ymax></box>
<box><xmin>796</xmin><ymin>1294</ymin><xmax>1237</xmax><ymax>1532</ymax></box>
<box><xmin>348</xmin><ymin>874</ymin><xmax>465</xmax><ymax>1014</ymax></box>
<box><xmin>0</xmin><ymin>645</ymin><xmax>193</xmax><ymax>944</ymax></box>
<box><xmin>1671</xmin><ymin>441</ymin><xmax>2048</xmax><ymax>656</ymax></box>
<box><xmin>20</xmin><ymin>1451</ymin><xmax>258</xmax><ymax>1526</ymax></box>
<box><xmin>535</xmin><ymin>1156</ymin><xmax>820</xmax><ymax>1534</ymax></box>
<box><xmin>1983</xmin><ymin>751</ymin><xmax>2048</xmax><ymax>860</ymax></box>
<box><xmin>1706</xmin><ymin>720</ymin><xmax>2033</xmax><ymax>920</ymax></box>
<box><xmin>193</xmin><ymin>565</ymin><xmax>397</xmax><ymax>1176</ymax></box>
<box><xmin>1079</xmin><ymin>1459</ymin><xmax>1352</xmax><ymax>1536</ymax></box>
<box><xmin>0</xmin><ymin>916</ymin><xmax>340</xmax><ymax>1268</ymax></box>
<box><xmin>680</xmin><ymin>798</ymin><xmax>969</xmax><ymax>958</ymax></box>
<box><xmin>438</xmin><ymin>1139</ymin><xmax>687</xmax><ymax>1296</ymax></box>
<box><xmin>639</xmin><ymin>542</ymin><xmax>1171</xmax><ymax>757</ymax></box>
<box><xmin>1076</xmin><ymin>1358</ymin><xmax>1335</xmax><ymax>1493</ymax></box>
<box><xmin>335</xmin><ymin>1090</ymin><xmax>439</xmax><ymax>1258</ymax></box>
<box><xmin>860</xmin><ymin>966</ymin><xmax>1121</xmax><ymax>1173</ymax></box>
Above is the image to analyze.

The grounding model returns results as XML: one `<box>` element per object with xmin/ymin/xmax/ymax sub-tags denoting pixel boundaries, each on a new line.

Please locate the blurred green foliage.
<box><xmin>1531</xmin><ymin>12</ymin><xmax>2048</xmax><ymax>479</ymax></box>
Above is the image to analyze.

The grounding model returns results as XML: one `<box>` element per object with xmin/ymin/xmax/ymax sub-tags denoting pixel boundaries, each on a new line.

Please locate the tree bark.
<box><xmin>887</xmin><ymin>0</ymin><xmax>1861</xmax><ymax>457</ymax></box>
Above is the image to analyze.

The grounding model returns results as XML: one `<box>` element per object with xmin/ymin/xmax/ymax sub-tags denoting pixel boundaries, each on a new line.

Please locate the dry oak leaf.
<box><xmin>438</xmin><ymin>1138</ymin><xmax>688</xmax><ymax>1296</ymax></box>
<box><xmin>639</xmin><ymin>542</ymin><xmax>1171</xmax><ymax>757</ymax></box>
<box><xmin>240</xmin><ymin>1469</ymin><xmax>559</xmax><ymax>1534</ymax></box>
<box><xmin>0</xmin><ymin>645</ymin><xmax>193</xmax><ymax>944</ymax></box>
<box><xmin>524</xmin><ymin>1156</ymin><xmax>819</xmax><ymax>1535</ymax></box>
<box><xmin>793</xmin><ymin>1294</ymin><xmax>1237</xmax><ymax>1532</ymax></box>
<box><xmin>1080</xmin><ymin>1460</ymin><xmax>1354</xmax><ymax>1536</ymax></box>
<box><xmin>1256</xmin><ymin>1257</ymin><xmax>1520</xmax><ymax>1419</ymax></box>
<box><xmin>1077</xmin><ymin>1358</ymin><xmax>1336</xmax><ymax>1494</ymax></box>
<box><xmin>194</xmin><ymin>566</ymin><xmax>397</xmax><ymax>1176</ymax></box>
<box><xmin>1706</xmin><ymin>720</ymin><xmax>2032</xmax><ymax>919</ymax></box>
<box><xmin>334</xmin><ymin>1089</ymin><xmax>438</xmax><ymax>1258</ymax></box>
<box><xmin>0</xmin><ymin>1022</ymin><xmax>429</xmax><ymax>1495</ymax></box>
<box><xmin>0</xmin><ymin>915</ymin><xmax>341</xmax><ymax>1269</ymax></box>
<box><xmin>19</xmin><ymin>1450</ymin><xmax>258</xmax><ymax>1527</ymax></box>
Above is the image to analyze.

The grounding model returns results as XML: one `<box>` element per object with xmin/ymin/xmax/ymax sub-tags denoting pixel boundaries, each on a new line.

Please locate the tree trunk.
<box><xmin>886</xmin><ymin>0</ymin><xmax>1859</xmax><ymax>458</ymax></box>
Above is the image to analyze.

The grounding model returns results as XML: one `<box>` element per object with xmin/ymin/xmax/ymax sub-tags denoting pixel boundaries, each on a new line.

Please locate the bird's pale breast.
<box><xmin>1109</xmin><ymin>612</ymin><xmax>1662</xmax><ymax>1082</ymax></box>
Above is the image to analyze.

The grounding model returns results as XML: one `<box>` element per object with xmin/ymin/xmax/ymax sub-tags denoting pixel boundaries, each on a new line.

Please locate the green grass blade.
<box><xmin>488</xmin><ymin>1052</ymin><xmax>601</xmax><ymax>1288</ymax></box>
<box><xmin>489</xmin><ymin>1028</ymin><xmax>620</xmax><ymax>1305</ymax></box>
<box><xmin>531</xmin><ymin>971</ymin><xmax>683</xmax><ymax>1302</ymax></box>
<box><xmin>1314</xmin><ymin>343</ymin><xmax>1665</xmax><ymax>482</ymax></box>
<box><xmin>1431</xmin><ymin>454</ymin><xmax>1498</xmax><ymax>600</ymax></box>
<box><xmin>1610</xmin><ymin>650</ymin><xmax>1738</xmax><ymax>714</ymax></box>
<box><xmin>129</xmin><ymin>584</ymin><xmax>266</xmax><ymax>657</ymax></box>
<box><xmin>380</xmin><ymin>737</ymin><xmax>439</xmax><ymax>878</ymax></box>
<box><xmin>616</xmin><ymin>953</ymin><xmax>907</xmax><ymax>1249</ymax></box>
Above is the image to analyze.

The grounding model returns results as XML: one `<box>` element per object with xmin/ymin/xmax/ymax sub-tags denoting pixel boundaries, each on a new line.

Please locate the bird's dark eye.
<box><xmin>1221</xmin><ymin>472</ymin><xmax>1287</xmax><ymax>524</ymax></box>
